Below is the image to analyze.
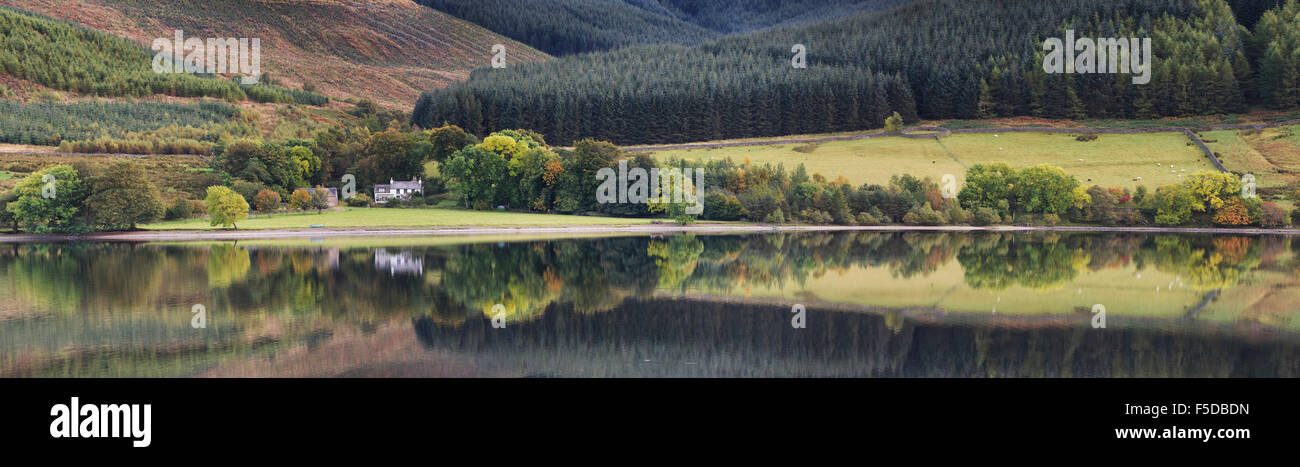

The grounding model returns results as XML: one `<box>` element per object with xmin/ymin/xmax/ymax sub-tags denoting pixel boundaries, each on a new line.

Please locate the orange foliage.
<box><xmin>1212</xmin><ymin>198</ymin><xmax>1252</xmax><ymax>226</ymax></box>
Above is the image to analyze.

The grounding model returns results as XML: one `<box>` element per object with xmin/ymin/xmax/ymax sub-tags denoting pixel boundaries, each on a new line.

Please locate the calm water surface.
<box><xmin>2</xmin><ymin>231</ymin><xmax>1298</xmax><ymax>377</ymax></box>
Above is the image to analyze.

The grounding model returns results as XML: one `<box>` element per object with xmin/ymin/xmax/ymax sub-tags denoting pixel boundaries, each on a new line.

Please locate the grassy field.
<box><xmin>1204</xmin><ymin>124</ymin><xmax>1300</xmax><ymax>191</ymax></box>
<box><xmin>695</xmin><ymin>257</ymin><xmax>1297</xmax><ymax>329</ymax></box>
<box><xmin>141</xmin><ymin>207</ymin><xmax>656</xmax><ymax>230</ymax></box>
<box><xmin>649</xmin><ymin>131</ymin><xmax>1214</xmax><ymax>190</ymax></box>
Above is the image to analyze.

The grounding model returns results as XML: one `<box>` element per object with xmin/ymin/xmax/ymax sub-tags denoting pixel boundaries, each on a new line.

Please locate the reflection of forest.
<box><xmin>0</xmin><ymin>232</ymin><xmax>1296</xmax><ymax>377</ymax></box>
<box><xmin>414</xmin><ymin>298</ymin><xmax>1300</xmax><ymax>377</ymax></box>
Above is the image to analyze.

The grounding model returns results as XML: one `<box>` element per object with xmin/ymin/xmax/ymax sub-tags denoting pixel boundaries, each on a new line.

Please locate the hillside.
<box><xmin>632</xmin><ymin>0</ymin><xmax>913</xmax><ymax>34</ymax></box>
<box><xmin>415</xmin><ymin>0</ymin><xmax>1300</xmax><ymax>145</ymax></box>
<box><xmin>0</xmin><ymin>0</ymin><xmax>549</xmax><ymax>108</ymax></box>
<box><xmin>415</xmin><ymin>0</ymin><xmax>907</xmax><ymax>55</ymax></box>
<box><xmin>415</xmin><ymin>0</ymin><xmax>717</xmax><ymax>55</ymax></box>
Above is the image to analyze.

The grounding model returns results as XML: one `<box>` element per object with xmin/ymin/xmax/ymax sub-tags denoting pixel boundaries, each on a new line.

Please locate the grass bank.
<box><xmin>141</xmin><ymin>207</ymin><xmax>656</xmax><ymax>230</ymax></box>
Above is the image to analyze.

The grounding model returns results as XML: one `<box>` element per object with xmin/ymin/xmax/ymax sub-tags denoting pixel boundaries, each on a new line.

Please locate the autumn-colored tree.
<box><xmin>253</xmin><ymin>189</ymin><xmax>281</xmax><ymax>213</ymax></box>
<box><xmin>1213</xmin><ymin>198</ymin><xmax>1252</xmax><ymax>226</ymax></box>
<box><xmin>1184</xmin><ymin>171</ymin><xmax>1241</xmax><ymax>212</ymax></box>
<box><xmin>289</xmin><ymin>189</ymin><xmax>312</xmax><ymax>210</ymax></box>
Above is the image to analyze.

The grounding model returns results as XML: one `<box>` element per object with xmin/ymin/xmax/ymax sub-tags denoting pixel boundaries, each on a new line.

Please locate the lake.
<box><xmin>2</xmin><ymin>231</ymin><xmax>1298</xmax><ymax>377</ymax></box>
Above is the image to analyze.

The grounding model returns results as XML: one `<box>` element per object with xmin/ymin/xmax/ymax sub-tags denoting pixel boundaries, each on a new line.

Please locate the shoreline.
<box><xmin>2</xmin><ymin>223</ymin><xmax>1299</xmax><ymax>242</ymax></box>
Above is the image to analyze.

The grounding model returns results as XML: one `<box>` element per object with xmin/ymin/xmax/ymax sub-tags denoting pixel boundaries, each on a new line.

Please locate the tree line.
<box><xmin>428</xmin><ymin>124</ymin><xmax>1297</xmax><ymax>229</ymax></box>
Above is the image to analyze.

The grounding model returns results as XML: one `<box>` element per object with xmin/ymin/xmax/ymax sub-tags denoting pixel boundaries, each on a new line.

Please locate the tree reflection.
<box><xmin>0</xmin><ymin>231</ymin><xmax>1290</xmax><ymax>377</ymax></box>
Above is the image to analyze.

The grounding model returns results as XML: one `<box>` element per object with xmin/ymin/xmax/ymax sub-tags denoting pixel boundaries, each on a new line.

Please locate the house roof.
<box><xmin>376</xmin><ymin>179</ymin><xmax>422</xmax><ymax>190</ymax></box>
<box><xmin>296</xmin><ymin>187</ymin><xmax>338</xmax><ymax>196</ymax></box>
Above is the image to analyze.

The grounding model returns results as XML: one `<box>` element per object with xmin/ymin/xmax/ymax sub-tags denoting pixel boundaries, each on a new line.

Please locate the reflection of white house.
<box><xmin>374</xmin><ymin>178</ymin><xmax>423</xmax><ymax>203</ymax></box>
<box><xmin>374</xmin><ymin>249</ymin><xmax>423</xmax><ymax>276</ymax></box>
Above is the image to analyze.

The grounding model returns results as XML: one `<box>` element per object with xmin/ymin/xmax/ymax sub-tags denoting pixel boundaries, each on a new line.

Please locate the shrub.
<box><xmin>1042</xmin><ymin>213</ymin><xmax>1061</xmax><ymax>226</ymax></box>
<box><xmin>798</xmin><ymin>209</ymin><xmax>833</xmax><ymax>224</ymax></box>
<box><xmin>289</xmin><ymin>189</ymin><xmax>312</xmax><ymax>210</ymax></box>
<box><xmin>1075</xmin><ymin>133</ymin><xmax>1099</xmax><ymax>142</ymax></box>
<box><xmin>945</xmin><ymin>205</ymin><xmax>972</xmax><ymax>224</ymax></box>
<box><xmin>1212</xmin><ymin>198</ymin><xmax>1252</xmax><ymax>226</ymax></box>
<box><xmin>308</xmin><ymin>186</ymin><xmax>331</xmax><ymax>211</ymax></box>
<box><xmin>973</xmin><ymin>207</ymin><xmax>1000</xmax><ymax>226</ymax></box>
<box><xmin>165</xmin><ymin>198</ymin><xmax>194</xmax><ymax>220</ymax></box>
<box><xmin>1260</xmin><ymin>202</ymin><xmax>1288</xmax><ymax>227</ymax></box>
<box><xmin>345</xmin><ymin>193</ymin><xmax>372</xmax><ymax>207</ymax></box>
<box><xmin>765</xmin><ymin>208</ymin><xmax>786</xmax><ymax>224</ymax></box>
<box><xmin>188</xmin><ymin>199</ymin><xmax>207</xmax><ymax>216</ymax></box>
<box><xmin>855</xmin><ymin>211</ymin><xmax>880</xmax><ymax>225</ymax></box>
<box><xmin>703</xmin><ymin>192</ymin><xmax>744</xmax><ymax>220</ymax></box>
<box><xmin>884</xmin><ymin>111</ymin><xmax>904</xmax><ymax>132</ymax></box>
<box><xmin>903</xmin><ymin>204</ymin><xmax>947</xmax><ymax>225</ymax></box>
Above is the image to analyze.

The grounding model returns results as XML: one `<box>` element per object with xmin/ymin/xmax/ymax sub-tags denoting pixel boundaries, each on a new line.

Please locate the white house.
<box><xmin>374</xmin><ymin>178</ymin><xmax>423</xmax><ymax>203</ymax></box>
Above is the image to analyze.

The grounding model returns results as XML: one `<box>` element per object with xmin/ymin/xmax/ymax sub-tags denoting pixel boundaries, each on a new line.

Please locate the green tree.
<box><xmin>884</xmin><ymin>111</ymin><xmax>905</xmax><ymax>132</ymax></box>
<box><xmin>309</xmin><ymin>185</ymin><xmax>331</xmax><ymax>212</ymax></box>
<box><xmin>958</xmin><ymin>163</ymin><xmax>1018</xmax><ymax>215</ymax></box>
<box><xmin>1150</xmin><ymin>184</ymin><xmax>1199</xmax><ymax>225</ymax></box>
<box><xmin>288</xmin><ymin>145</ymin><xmax>321</xmax><ymax>181</ymax></box>
<box><xmin>443</xmin><ymin>145</ymin><xmax>509</xmax><ymax>208</ymax></box>
<box><xmin>427</xmin><ymin>124</ymin><xmax>479</xmax><ymax>163</ymax></box>
<box><xmin>7</xmin><ymin>165</ymin><xmax>89</xmax><ymax>233</ymax></box>
<box><xmin>217</xmin><ymin>139</ymin><xmax>264</xmax><ymax>178</ymax></box>
<box><xmin>358</xmin><ymin>129</ymin><xmax>424</xmax><ymax>187</ymax></box>
<box><xmin>84</xmin><ymin>162</ymin><xmax>164</xmax><ymax>230</ymax></box>
<box><xmin>1013</xmin><ymin>164</ymin><xmax>1079</xmax><ymax>215</ymax></box>
<box><xmin>0</xmin><ymin>190</ymin><xmax>18</xmax><ymax>232</ymax></box>
<box><xmin>205</xmin><ymin>185</ymin><xmax>249</xmax><ymax>230</ymax></box>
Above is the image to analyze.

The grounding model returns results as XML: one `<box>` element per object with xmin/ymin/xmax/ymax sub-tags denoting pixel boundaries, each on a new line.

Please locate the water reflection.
<box><xmin>0</xmin><ymin>232</ymin><xmax>1297</xmax><ymax>377</ymax></box>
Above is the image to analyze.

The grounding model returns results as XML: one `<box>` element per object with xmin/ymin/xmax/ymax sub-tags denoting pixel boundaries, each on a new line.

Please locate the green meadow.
<box><xmin>650</xmin><ymin>131</ymin><xmax>1214</xmax><ymax>190</ymax></box>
